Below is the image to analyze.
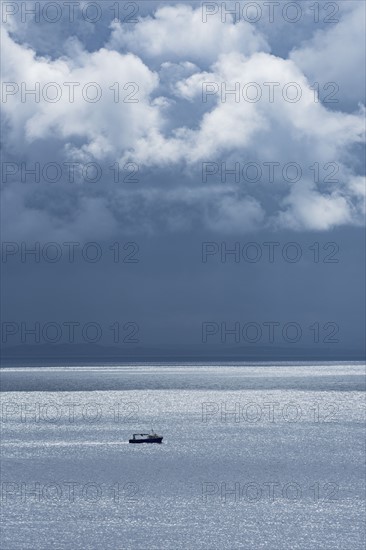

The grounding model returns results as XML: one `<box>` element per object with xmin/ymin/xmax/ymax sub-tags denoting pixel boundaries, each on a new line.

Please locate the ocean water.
<box><xmin>1</xmin><ymin>363</ymin><xmax>365</xmax><ymax>549</ymax></box>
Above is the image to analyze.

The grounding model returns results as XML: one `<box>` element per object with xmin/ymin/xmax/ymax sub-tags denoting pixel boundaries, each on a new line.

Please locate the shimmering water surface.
<box><xmin>1</xmin><ymin>363</ymin><xmax>365</xmax><ymax>549</ymax></box>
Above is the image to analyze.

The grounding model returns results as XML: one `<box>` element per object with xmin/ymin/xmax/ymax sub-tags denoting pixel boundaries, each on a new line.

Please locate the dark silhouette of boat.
<box><xmin>129</xmin><ymin>430</ymin><xmax>163</xmax><ymax>444</ymax></box>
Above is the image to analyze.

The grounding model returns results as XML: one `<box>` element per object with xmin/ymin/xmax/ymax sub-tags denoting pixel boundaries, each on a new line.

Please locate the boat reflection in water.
<box><xmin>129</xmin><ymin>430</ymin><xmax>163</xmax><ymax>444</ymax></box>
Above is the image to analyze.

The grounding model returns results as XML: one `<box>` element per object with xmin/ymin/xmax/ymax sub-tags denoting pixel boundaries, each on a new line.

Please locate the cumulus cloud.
<box><xmin>108</xmin><ymin>4</ymin><xmax>270</xmax><ymax>65</ymax></box>
<box><xmin>1</xmin><ymin>3</ymin><xmax>365</xmax><ymax>236</ymax></box>
<box><xmin>1</xmin><ymin>29</ymin><xmax>161</xmax><ymax>157</ymax></box>
<box><xmin>94</xmin><ymin>41</ymin><xmax>363</xmax><ymax>172</ymax></box>
<box><xmin>276</xmin><ymin>183</ymin><xmax>355</xmax><ymax>231</ymax></box>
<box><xmin>290</xmin><ymin>2</ymin><xmax>366</xmax><ymax>110</ymax></box>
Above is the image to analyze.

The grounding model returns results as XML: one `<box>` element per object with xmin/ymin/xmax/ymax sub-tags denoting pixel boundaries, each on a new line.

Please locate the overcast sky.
<box><xmin>1</xmin><ymin>1</ymin><xmax>365</xmax><ymax>358</ymax></box>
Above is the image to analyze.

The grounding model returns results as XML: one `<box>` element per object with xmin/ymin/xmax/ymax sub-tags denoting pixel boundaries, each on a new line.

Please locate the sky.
<box><xmin>1</xmin><ymin>1</ymin><xmax>365</xmax><ymax>360</ymax></box>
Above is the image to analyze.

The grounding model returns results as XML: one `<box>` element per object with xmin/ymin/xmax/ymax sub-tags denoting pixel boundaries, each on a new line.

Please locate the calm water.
<box><xmin>1</xmin><ymin>363</ymin><xmax>365</xmax><ymax>549</ymax></box>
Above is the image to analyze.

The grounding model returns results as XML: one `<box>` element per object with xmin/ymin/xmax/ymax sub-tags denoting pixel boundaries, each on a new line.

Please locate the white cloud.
<box><xmin>1</xmin><ymin>29</ymin><xmax>161</xmax><ymax>157</ymax></box>
<box><xmin>275</xmin><ymin>182</ymin><xmax>354</xmax><ymax>231</ymax></box>
<box><xmin>290</xmin><ymin>2</ymin><xmax>366</xmax><ymax>109</ymax></box>
<box><xmin>127</xmin><ymin>51</ymin><xmax>364</xmax><ymax>166</ymax></box>
<box><xmin>347</xmin><ymin>176</ymin><xmax>366</xmax><ymax>216</ymax></box>
<box><xmin>108</xmin><ymin>4</ymin><xmax>269</xmax><ymax>64</ymax></box>
<box><xmin>1</xmin><ymin>4</ymin><xmax>365</xmax><ymax>236</ymax></box>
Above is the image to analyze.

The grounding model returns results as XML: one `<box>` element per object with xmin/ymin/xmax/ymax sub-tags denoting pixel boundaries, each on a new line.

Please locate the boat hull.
<box><xmin>129</xmin><ymin>437</ymin><xmax>163</xmax><ymax>444</ymax></box>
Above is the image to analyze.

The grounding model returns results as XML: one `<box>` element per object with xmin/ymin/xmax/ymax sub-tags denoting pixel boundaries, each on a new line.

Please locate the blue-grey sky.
<box><xmin>1</xmin><ymin>1</ymin><xmax>365</xmax><ymax>359</ymax></box>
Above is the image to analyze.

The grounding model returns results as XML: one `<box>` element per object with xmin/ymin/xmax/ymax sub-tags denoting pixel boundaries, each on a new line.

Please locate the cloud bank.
<box><xmin>1</xmin><ymin>3</ymin><xmax>365</xmax><ymax>238</ymax></box>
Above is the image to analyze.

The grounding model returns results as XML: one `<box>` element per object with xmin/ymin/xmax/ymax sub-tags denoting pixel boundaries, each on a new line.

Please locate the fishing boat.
<box><xmin>129</xmin><ymin>430</ymin><xmax>163</xmax><ymax>444</ymax></box>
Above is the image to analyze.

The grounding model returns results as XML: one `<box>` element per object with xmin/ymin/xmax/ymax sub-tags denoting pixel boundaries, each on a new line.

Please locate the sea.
<box><xmin>1</xmin><ymin>362</ymin><xmax>365</xmax><ymax>549</ymax></box>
